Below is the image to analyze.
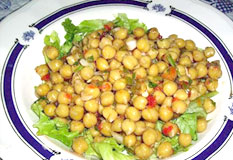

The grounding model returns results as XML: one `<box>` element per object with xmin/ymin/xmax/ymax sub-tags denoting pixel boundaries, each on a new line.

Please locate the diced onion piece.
<box><xmin>80</xmin><ymin>59</ymin><xmax>89</xmax><ymax>66</ymax></box>
<box><xmin>111</xmin><ymin>131</ymin><xmax>123</xmax><ymax>144</ymax></box>
<box><xmin>142</xmin><ymin>91</ymin><xmax>149</xmax><ymax>97</ymax></box>
<box><xmin>126</xmin><ymin>39</ymin><xmax>136</xmax><ymax>51</ymax></box>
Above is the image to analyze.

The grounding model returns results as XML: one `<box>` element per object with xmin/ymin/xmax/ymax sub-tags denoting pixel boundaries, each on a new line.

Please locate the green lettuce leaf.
<box><xmin>31</xmin><ymin>101</ymin><xmax>79</xmax><ymax>147</ymax></box>
<box><xmin>113</xmin><ymin>13</ymin><xmax>147</xmax><ymax>33</ymax></box>
<box><xmin>174</xmin><ymin>113</ymin><xmax>198</xmax><ymax>141</ymax></box>
<box><xmin>155</xmin><ymin>120</ymin><xmax>164</xmax><ymax>132</ymax></box>
<box><xmin>85</xmin><ymin>138</ymin><xmax>135</xmax><ymax>160</ymax></box>
<box><xmin>185</xmin><ymin>91</ymin><xmax>218</xmax><ymax>118</ymax></box>
<box><xmin>162</xmin><ymin>136</ymin><xmax>189</xmax><ymax>153</ymax></box>
<box><xmin>44</xmin><ymin>31</ymin><xmax>60</xmax><ymax>49</ymax></box>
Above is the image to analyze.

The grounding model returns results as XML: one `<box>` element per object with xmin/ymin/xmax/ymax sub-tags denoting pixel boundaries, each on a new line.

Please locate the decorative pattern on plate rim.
<box><xmin>22</xmin><ymin>30</ymin><xmax>35</xmax><ymax>42</ymax></box>
<box><xmin>151</xmin><ymin>3</ymin><xmax>166</xmax><ymax>12</ymax></box>
<box><xmin>229</xmin><ymin>103</ymin><xmax>233</xmax><ymax>115</ymax></box>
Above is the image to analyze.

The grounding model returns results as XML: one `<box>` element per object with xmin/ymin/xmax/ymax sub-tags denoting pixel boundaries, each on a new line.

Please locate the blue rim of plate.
<box><xmin>1</xmin><ymin>0</ymin><xmax>233</xmax><ymax>160</ymax></box>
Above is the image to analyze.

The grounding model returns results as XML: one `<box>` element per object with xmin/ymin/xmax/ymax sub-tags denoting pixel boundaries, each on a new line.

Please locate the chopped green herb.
<box><xmin>123</xmin><ymin>67</ymin><xmax>130</xmax><ymax>73</ymax></box>
<box><xmin>167</xmin><ymin>54</ymin><xmax>176</xmax><ymax>67</ymax></box>
<box><xmin>73</xmin><ymin>61</ymin><xmax>79</xmax><ymax>66</ymax></box>
<box><xmin>188</xmin><ymin>79</ymin><xmax>193</xmax><ymax>85</ymax></box>
<box><xmin>148</xmin><ymin>81</ymin><xmax>158</xmax><ymax>88</ymax></box>
<box><xmin>132</xmin><ymin>72</ymin><xmax>136</xmax><ymax>80</ymax></box>
<box><xmin>152</xmin><ymin>58</ymin><xmax>157</xmax><ymax>64</ymax></box>
<box><xmin>126</xmin><ymin>77</ymin><xmax>133</xmax><ymax>85</ymax></box>
<box><xmin>74</xmin><ymin>65</ymin><xmax>84</xmax><ymax>72</ymax></box>
<box><xmin>87</xmin><ymin>56</ymin><xmax>94</xmax><ymax>62</ymax></box>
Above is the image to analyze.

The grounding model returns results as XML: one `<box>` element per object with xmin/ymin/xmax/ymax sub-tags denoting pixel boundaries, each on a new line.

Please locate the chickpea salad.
<box><xmin>32</xmin><ymin>13</ymin><xmax>222</xmax><ymax>160</ymax></box>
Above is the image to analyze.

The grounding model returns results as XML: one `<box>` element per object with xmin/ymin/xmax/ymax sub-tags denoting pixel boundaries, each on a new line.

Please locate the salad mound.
<box><xmin>32</xmin><ymin>13</ymin><xmax>222</xmax><ymax>160</ymax></box>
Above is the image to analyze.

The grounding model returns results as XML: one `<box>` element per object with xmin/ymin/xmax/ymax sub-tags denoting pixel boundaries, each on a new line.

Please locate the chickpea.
<box><xmin>88</xmin><ymin>38</ymin><xmax>100</xmax><ymax>49</ymax></box>
<box><xmin>116</xmin><ymin>104</ymin><xmax>128</xmax><ymax>115</ymax></box>
<box><xmin>43</xmin><ymin>46</ymin><xmax>59</xmax><ymax>60</ymax></box>
<box><xmin>172</xmin><ymin>100</ymin><xmax>187</xmax><ymax>114</ymax></box>
<box><xmin>179</xmin><ymin>56</ymin><xmax>192</xmax><ymax>67</ymax></box>
<box><xmin>204</xmin><ymin>47</ymin><xmax>215</xmax><ymax>58</ymax></box>
<box><xmin>133</xmin><ymin>27</ymin><xmax>145</xmax><ymax>38</ymax></box>
<box><xmin>72</xmin><ymin>137</ymin><xmax>88</xmax><ymax>155</ymax></box>
<box><xmin>174</xmin><ymin>89</ymin><xmax>188</xmax><ymax>101</ymax></box>
<box><xmin>48</xmin><ymin>59</ymin><xmax>63</xmax><ymax>72</ymax></box>
<box><xmin>189</xmin><ymin>87</ymin><xmax>199</xmax><ymax>100</ymax></box>
<box><xmin>123</xmin><ymin>55</ymin><xmax>138</xmax><ymax>70</ymax></box>
<box><xmin>63</xmin><ymin>85</ymin><xmax>74</xmax><ymax>94</ymax></box>
<box><xmin>84</xmin><ymin>99</ymin><xmax>99</xmax><ymax>113</ymax></box>
<box><xmin>163</xmin><ymin>81</ymin><xmax>178</xmax><ymax>96</ymax></box>
<box><xmin>179</xmin><ymin>133</ymin><xmax>192</xmax><ymax>147</ymax></box>
<box><xmin>134</xmin><ymin>67</ymin><xmax>147</xmax><ymax>79</ymax></box>
<box><xmin>158</xmin><ymin>48</ymin><xmax>167</xmax><ymax>60</ymax></box>
<box><xmin>102</xmin><ymin>107</ymin><xmax>118</xmax><ymax>122</ymax></box>
<box><xmin>35</xmin><ymin>64</ymin><xmax>49</xmax><ymax>77</ymax></box>
<box><xmin>126</xmin><ymin>107</ymin><xmax>141</xmax><ymax>121</ymax></box>
<box><xmin>83</xmin><ymin>113</ymin><xmax>97</xmax><ymax>128</ymax></box>
<box><xmin>152</xmin><ymin>90</ymin><xmax>165</xmax><ymax>105</ymax></box>
<box><xmin>142</xmin><ymin>108</ymin><xmax>159</xmax><ymax>123</ymax></box>
<box><xmin>94</xmin><ymin>136</ymin><xmax>105</xmax><ymax>143</ymax></box>
<box><xmin>102</xmin><ymin>45</ymin><xmax>116</xmax><ymax>59</ymax></box>
<box><xmin>74</xmin><ymin>80</ymin><xmax>86</xmax><ymax>94</ymax></box>
<box><xmin>133</xmin><ymin>96</ymin><xmax>148</xmax><ymax>110</ymax></box>
<box><xmin>143</xmin><ymin>128</ymin><xmax>158</xmax><ymax>146</ymax></box>
<box><xmin>135</xmin><ymin>143</ymin><xmax>153</xmax><ymax>160</ymax></box>
<box><xmin>176</xmin><ymin>65</ymin><xmax>186</xmax><ymax>76</ymax></box>
<box><xmin>157</xmin><ymin>61</ymin><xmax>168</xmax><ymax>73</ymax></box>
<box><xmin>175</xmin><ymin>38</ymin><xmax>185</xmax><ymax>48</ymax></box>
<box><xmin>195</xmin><ymin>63</ymin><xmax>208</xmax><ymax>78</ymax></box>
<box><xmin>161</xmin><ymin>97</ymin><xmax>172</xmax><ymax>108</ymax></box>
<box><xmin>124</xmin><ymin>134</ymin><xmax>136</xmax><ymax>147</ymax></box>
<box><xmin>36</xmin><ymin>83</ymin><xmax>50</xmax><ymax>97</ymax></box>
<box><xmin>157</xmin><ymin>38</ymin><xmax>171</xmax><ymax>49</ymax></box>
<box><xmin>157</xmin><ymin>142</ymin><xmax>173</xmax><ymax>158</ymax></box>
<box><xmin>70</xmin><ymin>121</ymin><xmax>84</xmax><ymax>133</ymax></box>
<box><xmin>133</xmin><ymin>49</ymin><xmax>142</xmax><ymax>59</ymax></box>
<box><xmin>113</xmin><ymin>39</ymin><xmax>124</xmax><ymax>50</ymax></box>
<box><xmin>159</xmin><ymin>106</ymin><xmax>173</xmax><ymax>122</ymax></box>
<box><xmin>69</xmin><ymin>106</ymin><xmax>84</xmax><ymax>121</ymax></box>
<box><xmin>44</xmin><ymin>104</ymin><xmax>56</xmax><ymax>117</ymax></box>
<box><xmin>56</xmin><ymin>104</ymin><xmax>69</xmax><ymax>118</ymax></box>
<box><xmin>122</xmin><ymin>119</ymin><xmax>136</xmax><ymax>135</ymax></box>
<box><xmin>113</xmin><ymin>78</ymin><xmax>126</xmax><ymax>91</ymax></box>
<box><xmin>193</xmin><ymin>50</ymin><xmax>205</xmax><ymax>62</ymax></box>
<box><xmin>89</xmin><ymin>127</ymin><xmax>100</xmax><ymax>137</ymax></box>
<box><xmin>162</xmin><ymin>122</ymin><xmax>179</xmax><ymax>137</ymax></box>
<box><xmin>96</xmin><ymin>57</ymin><xmax>109</xmax><ymax>71</ymax></box>
<box><xmin>208</xmin><ymin>65</ymin><xmax>222</xmax><ymax>79</ymax></box>
<box><xmin>137</xmin><ymin>38</ymin><xmax>150</xmax><ymax>52</ymax></box>
<box><xmin>109</xmin><ymin>69</ymin><xmax>121</xmax><ymax>83</ymax></box>
<box><xmin>57</xmin><ymin>92</ymin><xmax>72</xmax><ymax>104</ymax></box>
<box><xmin>59</xmin><ymin>64</ymin><xmax>72</xmax><ymax>79</ymax></box>
<box><xmin>185</xmin><ymin>40</ymin><xmax>196</xmax><ymax>51</ymax></box>
<box><xmin>134</xmin><ymin>121</ymin><xmax>146</xmax><ymax>136</ymax></box>
<box><xmin>115</xmin><ymin>50</ymin><xmax>128</xmax><ymax>62</ymax></box>
<box><xmin>111</xmin><ymin>118</ymin><xmax>123</xmax><ymax>132</ymax></box>
<box><xmin>101</xmin><ymin>91</ymin><xmax>114</xmax><ymax>106</ymax></box>
<box><xmin>197</xmin><ymin>82</ymin><xmax>207</xmax><ymax>95</ymax></box>
<box><xmin>205</xmin><ymin>78</ymin><xmax>218</xmax><ymax>91</ymax></box>
<box><xmin>80</xmin><ymin>66</ymin><xmax>94</xmax><ymax>80</ymax></box>
<box><xmin>148</xmin><ymin>64</ymin><xmax>159</xmax><ymax>76</ymax></box>
<box><xmin>99</xmin><ymin>37</ymin><xmax>112</xmax><ymax>49</ymax></box>
<box><xmin>197</xmin><ymin>118</ymin><xmax>207</xmax><ymax>133</ymax></box>
<box><xmin>110</xmin><ymin>59</ymin><xmax>121</xmax><ymax>70</ymax></box>
<box><xmin>50</xmin><ymin>72</ymin><xmax>64</xmax><ymax>84</ymax></box>
<box><xmin>114</xmin><ymin>27</ymin><xmax>128</xmax><ymax>39</ymax></box>
<box><xmin>82</xmin><ymin>84</ymin><xmax>100</xmax><ymax>100</ymax></box>
<box><xmin>148</xmin><ymin>48</ymin><xmax>159</xmax><ymax>59</ymax></box>
<box><xmin>140</xmin><ymin>56</ymin><xmax>151</xmax><ymax>68</ymax></box>
<box><xmin>203</xmin><ymin>98</ymin><xmax>216</xmax><ymax>113</ymax></box>
<box><xmin>115</xmin><ymin>90</ymin><xmax>130</xmax><ymax>104</ymax></box>
<box><xmin>188</xmin><ymin>67</ymin><xmax>198</xmax><ymax>80</ymax></box>
<box><xmin>148</xmin><ymin>27</ymin><xmax>159</xmax><ymax>40</ymax></box>
<box><xmin>100</xmin><ymin>121</ymin><xmax>112</xmax><ymax>136</ymax></box>
<box><xmin>53</xmin><ymin>83</ymin><xmax>64</xmax><ymax>92</ymax></box>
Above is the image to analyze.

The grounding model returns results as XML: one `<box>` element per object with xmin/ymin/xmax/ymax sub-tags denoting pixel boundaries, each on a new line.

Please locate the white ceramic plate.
<box><xmin>0</xmin><ymin>0</ymin><xmax>233</xmax><ymax>160</ymax></box>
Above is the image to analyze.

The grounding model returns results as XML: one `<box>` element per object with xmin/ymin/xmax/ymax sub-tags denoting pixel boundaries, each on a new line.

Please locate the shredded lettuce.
<box><xmin>84</xmin><ymin>137</ymin><xmax>135</xmax><ymax>160</ymax></box>
<box><xmin>173</xmin><ymin>91</ymin><xmax>218</xmax><ymax>141</ymax></box>
<box><xmin>113</xmin><ymin>13</ymin><xmax>147</xmax><ymax>33</ymax></box>
<box><xmin>31</xmin><ymin>101</ymin><xmax>79</xmax><ymax>147</ymax></box>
